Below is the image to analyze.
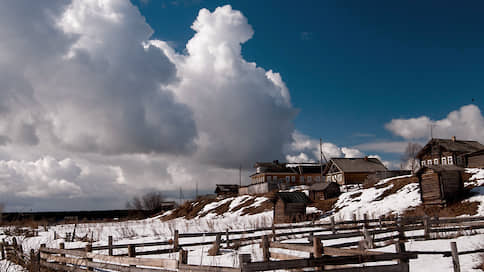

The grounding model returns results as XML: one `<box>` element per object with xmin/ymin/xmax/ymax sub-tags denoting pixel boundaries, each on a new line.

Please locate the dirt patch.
<box><xmin>375</xmin><ymin>176</ymin><xmax>418</xmax><ymax>201</ymax></box>
<box><xmin>403</xmin><ymin>201</ymin><xmax>480</xmax><ymax>217</ymax></box>
<box><xmin>241</xmin><ymin>199</ymin><xmax>273</xmax><ymax>215</ymax></box>
<box><xmin>349</xmin><ymin>192</ymin><xmax>362</xmax><ymax>199</ymax></box>
<box><xmin>198</xmin><ymin>201</ymin><xmax>232</xmax><ymax>217</ymax></box>
<box><xmin>161</xmin><ymin>197</ymin><xmax>217</xmax><ymax>220</ymax></box>
<box><xmin>310</xmin><ymin>198</ymin><xmax>338</xmax><ymax>213</ymax></box>
<box><xmin>474</xmin><ymin>254</ymin><xmax>484</xmax><ymax>271</ymax></box>
<box><xmin>230</xmin><ymin>198</ymin><xmax>256</xmax><ymax>213</ymax></box>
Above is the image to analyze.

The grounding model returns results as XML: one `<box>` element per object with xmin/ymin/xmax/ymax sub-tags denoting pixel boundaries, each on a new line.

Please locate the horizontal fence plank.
<box><xmin>178</xmin><ymin>264</ymin><xmax>240</xmax><ymax>272</ymax></box>
<box><xmin>269</xmin><ymin>251</ymin><xmax>303</xmax><ymax>260</ymax></box>
<box><xmin>269</xmin><ymin>242</ymin><xmax>313</xmax><ymax>253</ymax></box>
<box><xmin>324</xmin><ymin>263</ymin><xmax>408</xmax><ymax>272</ymax></box>
<box><xmin>323</xmin><ymin>247</ymin><xmax>385</xmax><ymax>257</ymax></box>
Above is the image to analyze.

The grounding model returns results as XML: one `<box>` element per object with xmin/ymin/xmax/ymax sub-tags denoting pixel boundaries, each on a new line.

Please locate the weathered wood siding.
<box><xmin>468</xmin><ymin>154</ymin><xmax>484</xmax><ymax>168</ymax></box>
<box><xmin>343</xmin><ymin>172</ymin><xmax>371</xmax><ymax>184</ymax></box>
<box><xmin>441</xmin><ymin>171</ymin><xmax>462</xmax><ymax>199</ymax></box>
<box><xmin>273</xmin><ymin>200</ymin><xmax>306</xmax><ymax>224</ymax></box>
<box><xmin>420</xmin><ymin>171</ymin><xmax>442</xmax><ymax>204</ymax></box>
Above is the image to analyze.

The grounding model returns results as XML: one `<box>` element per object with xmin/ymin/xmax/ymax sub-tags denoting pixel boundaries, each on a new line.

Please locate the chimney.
<box><xmin>451</xmin><ymin>136</ymin><xmax>456</xmax><ymax>142</ymax></box>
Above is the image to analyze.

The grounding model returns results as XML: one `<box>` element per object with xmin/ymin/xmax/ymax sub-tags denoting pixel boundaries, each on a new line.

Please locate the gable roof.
<box><xmin>326</xmin><ymin>158</ymin><xmax>388</xmax><ymax>173</ymax></box>
<box><xmin>276</xmin><ymin>192</ymin><xmax>311</xmax><ymax>204</ymax></box>
<box><xmin>310</xmin><ymin>182</ymin><xmax>340</xmax><ymax>191</ymax></box>
<box><xmin>416</xmin><ymin>165</ymin><xmax>465</xmax><ymax>175</ymax></box>
<box><xmin>417</xmin><ymin>138</ymin><xmax>484</xmax><ymax>158</ymax></box>
<box><xmin>214</xmin><ymin>184</ymin><xmax>239</xmax><ymax>193</ymax></box>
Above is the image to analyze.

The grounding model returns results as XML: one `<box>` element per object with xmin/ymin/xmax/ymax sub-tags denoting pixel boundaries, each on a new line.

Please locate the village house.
<box><xmin>416</xmin><ymin>137</ymin><xmax>484</xmax><ymax>168</ymax></box>
<box><xmin>273</xmin><ymin>192</ymin><xmax>311</xmax><ymax>224</ymax></box>
<box><xmin>309</xmin><ymin>182</ymin><xmax>341</xmax><ymax>201</ymax></box>
<box><xmin>416</xmin><ymin>165</ymin><xmax>465</xmax><ymax>206</ymax></box>
<box><xmin>323</xmin><ymin>157</ymin><xmax>388</xmax><ymax>185</ymax></box>
<box><xmin>214</xmin><ymin>184</ymin><xmax>240</xmax><ymax>197</ymax></box>
<box><xmin>247</xmin><ymin>160</ymin><xmax>324</xmax><ymax>191</ymax></box>
<box><xmin>465</xmin><ymin>149</ymin><xmax>484</xmax><ymax>168</ymax></box>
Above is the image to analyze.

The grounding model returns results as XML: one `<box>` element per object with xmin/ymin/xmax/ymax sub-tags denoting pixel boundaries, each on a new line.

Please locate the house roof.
<box><xmin>214</xmin><ymin>184</ymin><xmax>239</xmax><ymax>193</ymax></box>
<box><xmin>416</xmin><ymin>165</ymin><xmax>465</xmax><ymax>175</ymax></box>
<box><xmin>465</xmin><ymin>149</ymin><xmax>484</xmax><ymax>157</ymax></box>
<box><xmin>417</xmin><ymin>138</ymin><xmax>484</xmax><ymax>158</ymax></box>
<box><xmin>310</xmin><ymin>182</ymin><xmax>339</xmax><ymax>191</ymax></box>
<box><xmin>326</xmin><ymin>158</ymin><xmax>388</xmax><ymax>173</ymax></box>
<box><xmin>276</xmin><ymin>192</ymin><xmax>311</xmax><ymax>204</ymax></box>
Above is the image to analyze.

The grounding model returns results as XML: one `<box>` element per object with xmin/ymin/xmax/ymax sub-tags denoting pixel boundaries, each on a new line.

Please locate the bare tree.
<box><xmin>126</xmin><ymin>192</ymin><xmax>165</xmax><ymax>212</ymax></box>
<box><xmin>400</xmin><ymin>142</ymin><xmax>423</xmax><ymax>172</ymax></box>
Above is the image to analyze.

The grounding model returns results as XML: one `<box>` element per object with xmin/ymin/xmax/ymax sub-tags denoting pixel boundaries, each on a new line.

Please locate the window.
<box><xmin>300</xmin><ymin>176</ymin><xmax>304</xmax><ymax>182</ymax></box>
<box><xmin>285</xmin><ymin>176</ymin><xmax>290</xmax><ymax>183</ymax></box>
<box><xmin>442</xmin><ymin>157</ymin><xmax>447</xmax><ymax>165</ymax></box>
<box><xmin>456</xmin><ymin>157</ymin><xmax>462</xmax><ymax>165</ymax></box>
<box><xmin>308</xmin><ymin>176</ymin><xmax>312</xmax><ymax>183</ymax></box>
<box><xmin>421</xmin><ymin>160</ymin><xmax>426</xmax><ymax>166</ymax></box>
<box><xmin>315</xmin><ymin>176</ymin><xmax>320</xmax><ymax>182</ymax></box>
<box><xmin>448</xmin><ymin>156</ymin><xmax>453</xmax><ymax>165</ymax></box>
<box><xmin>291</xmin><ymin>176</ymin><xmax>296</xmax><ymax>182</ymax></box>
<box><xmin>273</xmin><ymin>176</ymin><xmax>278</xmax><ymax>182</ymax></box>
<box><xmin>267</xmin><ymin>176</ymin><xmax>271</xmax><ymax>182</ymax></box>
<box><xmin>428</xmin><ymin>159</ymin><xmax>432</xmax><ymax>165</ymax></box>
<box><xmin>434</xmin><ymin>158</ymin><xmax>439</xmax><ymax>165</ymax></box>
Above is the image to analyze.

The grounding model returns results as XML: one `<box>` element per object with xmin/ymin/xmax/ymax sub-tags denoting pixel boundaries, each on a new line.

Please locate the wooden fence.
<box><xmin>1</xmin><ymin>215</ymin><xmax>483</xmax><ymax>272</ymax></box>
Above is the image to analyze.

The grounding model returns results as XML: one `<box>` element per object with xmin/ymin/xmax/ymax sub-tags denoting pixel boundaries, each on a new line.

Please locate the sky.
<box><xmin>0</xmin><ymin>0</ymin><xmax>483</xmax><ymax>211</ymax></box>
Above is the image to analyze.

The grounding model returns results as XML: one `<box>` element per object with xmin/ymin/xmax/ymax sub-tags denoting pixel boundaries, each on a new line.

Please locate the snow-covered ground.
<box><xmin>1</xmin><ymin>168</ymin><xmax>483</xmax><ymax>271</ymax></box>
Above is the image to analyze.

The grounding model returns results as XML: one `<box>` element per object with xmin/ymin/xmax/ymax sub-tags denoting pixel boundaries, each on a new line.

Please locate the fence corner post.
<box><xmin>108</xmin><ymin>235</ymin><xmax>113</xmax><ymax>256</ymax></box>
<box><xmin>178</xmin><ymin>249</ymin><xmax>188</xmax><ymax>266</ymax></box>
<box><xmin>450</xmin><ymin>242</ymin><xmax>461</xmax><ymax>272</ymax></box>
<box><xmin>85</xmin><ymin>243</ymin><xmax>93</xmax><ymax>271</ymax></box>
<box><xmin>262</xmin><ymin>235</ymin><xmax>270</xmax><ymax>261</ymax></box>
<box><xmin>239</xmin><ymin>253</ymin><xmax>251</xmax><ymax>272</ymax></box>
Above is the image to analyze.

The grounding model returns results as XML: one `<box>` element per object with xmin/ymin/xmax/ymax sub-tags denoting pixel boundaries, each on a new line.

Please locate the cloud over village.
<box><xmin>0</xmin><ymin>0</ymin><xmax>483</xmax><ymax>211</ymax></box>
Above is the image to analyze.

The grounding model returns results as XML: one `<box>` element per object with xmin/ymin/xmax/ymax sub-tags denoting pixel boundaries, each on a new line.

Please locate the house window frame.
<box><xmin>291</xmin><ymin>176</ymin><xmax>296</xmax><ymax>182</ymax></box>
<box><xmin>267</xmin><ymin>176</ymin><xmax>272</xmax><ymax>182</ymax></box>
<box><xmin>422</xmin><ymin>160</ymin><xmax>426</xmax><ymax>166</ymax></box>
<box><xmin>442</xmin><ymin>157</ymin><xmax>447</xmax><ymax>165</ymax></box>
<box><xmin>434</xmin><ymin>158</ymin><xmax>439</xmax><ymax>165</ymax></box>
<box><xmin>448</xmin><ymin>156</ymin><xmax>453</xmax><ymax>165</ymax></box>
<box><xmin>427</xmin><ymin>159</ymin><xmax>432</xmax><ymax>165</ymax></box>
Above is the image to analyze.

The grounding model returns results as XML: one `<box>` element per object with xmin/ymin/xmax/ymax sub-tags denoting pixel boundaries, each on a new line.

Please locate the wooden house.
<box><xmin>323</xmin><ymin>157</ymin><xmax>388</xmax><ymax>185</ymax></box>
<box><xmin>273</xmin><ymin>192</ymin><xmax>311</xmax><ymax>224</ymax></box>
<box><xmin>416</xmin><ymin>165</ymin><xmax>464</xmax><ymax>206</ymax></box>
<box><xmin>465</xmin><ymin>149</ymin><xmax>484</xmax><ymax>168</ymax></box>
<box><xmin>417</xmin><ymin>137</ymin><xmax>484</xmax><ymax>168</ymax></box>
<box><xmin>309</xmin><ymin>182</ymin><xmax>341</xmax><ymax>201</ymax></box>
<box><xmin>214</xmin><ymin>184</ymin><xmax>239</xmax><ymax>197</ymax></box>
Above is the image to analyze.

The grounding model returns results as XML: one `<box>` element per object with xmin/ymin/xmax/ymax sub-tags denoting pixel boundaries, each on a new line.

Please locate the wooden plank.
<box><xmin>323</xmin><ymin>247</ymin><xmax>385</xmax><ymax>257</ymax></box>
<box><xmin>324</xmin><ymin>263</ymin><xmax>408</xmax><ymax>272</ymax></box>
<box><xmin>40</xmin><ymin>250</ymin><xmax>178</xmax><ymax>269</ymax></box>
<box><xmin>269</xmin><ymin>242</ymin><xmax>313</xmax><ymax>253</ymax></box>
<box><xmin>40</xmin><ymin>258</ymin><xmax>172</xmax><ymax>272</ymax></box>
<box><xmin>269</xmin><ymin>251</ymin><xmax>302</xmax><ymax>260</ymax></box>
<box><xmin>178</xmin><ymin>264</ymin><xmax>241</xmax><ymax>272</ymax></box>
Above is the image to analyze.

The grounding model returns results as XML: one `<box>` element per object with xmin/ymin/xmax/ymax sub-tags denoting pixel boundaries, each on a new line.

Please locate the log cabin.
<box><xmin>416</xmin><ymin>165</ymin><xmax>464</xmax><ymax>206</ymax></box>
<box><xmin>273</xmin><ymin>192</ymin><xmax>311</xmax><ymax>224</ymax></box>
<box><xmin>465</xmin><ymin>149</ymin><xmax>484</xmax><ymax>168</ymax></box>
<box><xmin>309</xmin><ymin>182</ymin><xmax>341</xmax><ymax>201</ymax></box>
<box><xmin>323</xmin><ymin>157</ymin><xmax>388</xmax><ymax>185</ymax></box>
<box><xmin>416</xmin><ymin>137</ymin><xmax>484</xmax><ymax>168</ymax></box>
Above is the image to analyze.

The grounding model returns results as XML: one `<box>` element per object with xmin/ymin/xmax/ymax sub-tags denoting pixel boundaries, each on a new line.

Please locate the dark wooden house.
<box><xmin>214</xmin><ymin>184</ymin><xmax>239</xmax><ymax>196</ymax></box>
<box><xmin>273</xmin><ymin>192</ymin><xmax>311</xmax><ymax>224</ymax></box>
<box><xmin>466</xmin><ymin>149</ymin><xmax>484</xmax><ymax>168</ymax></box>
<box><xmin>323</xmin><ymin>157</ymin><xmax>388</xmax><ymax>185</ymax></box>
<box><xmin>416</xmin><ymin>165</ymin><xmax>465</xmax><ymax>206</ymax></box>
<box><xmin>309</xmin><ymin>182</ymin><xmax>341</xmax><ymax>201</ymax></box>
<box><xmin>417</xmin><ymin>137</ymin><xmax>484</xmax><ymax>168</ymax></box>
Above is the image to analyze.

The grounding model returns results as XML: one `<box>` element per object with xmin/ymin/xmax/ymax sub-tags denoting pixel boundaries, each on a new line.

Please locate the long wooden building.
<box><xmin>417</xmin><ymin>137</ymin><xmax>484</xmax><ymax>167</ymax></box>
<box><xmin>466</xmin><ymin>149</ymin><xmax>484</xmax><ymax>168</ymax></box>
<box><xmin>323</xmin><ymin>157</ymin><xmax>388</xmax><ymax>185</ymax></box>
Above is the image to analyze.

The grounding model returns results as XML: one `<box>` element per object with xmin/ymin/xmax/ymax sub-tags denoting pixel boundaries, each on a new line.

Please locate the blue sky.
<box><xmin>133</xmin><ymin>0</ymin><xmax>483</xmax><ymax>158</ymax></box>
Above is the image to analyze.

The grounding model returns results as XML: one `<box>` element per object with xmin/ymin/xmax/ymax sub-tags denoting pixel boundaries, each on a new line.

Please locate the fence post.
<box><xmin>29</xmin><ymin>249</ymin><xmax>35</xmax><ymax>272</ymax></box>
<box><xmin>128</xmin><ymin>245</ymin><xmax>136</xmax><ymax>267</ymax></box>
<box><xmin>53</xmin><ymin>231</ymin><xmax>57</xmax><ymax>240</ymax></box>
<box><xmin>35</xmin><ymin>250</ymin><xmax>40</xmax><ymax>272</ymax></box>
<box><xmin>209</xmin><ymin>234</ymin><xmax>221</xmax><ymax>256</ymax></box>
<box><xmin>173</xmin><ymin>230</ymin><xmax>179</xmax><ymax>251</ymax></box>
<box><xmin>330</xmin><ymin>216</ymin><xmax>336</xmax><ymax>234</ymax></box>
<box><xmin>272</xmin><ymin>223</ymin><xmax>276</xmax><ymax>241</ymax></box>
<box><xmin>178</xmin><ymin>249</ymin><xmax>188</xmax><ymax>266</ymax></box>
<box><xmin>108</xmin><ymin>236</ymin><xmax>113</xmax><ymax>256</ymax></box>
<box><xmin>0</xmin><ymin>242</ymin><xmax>4</xmax><ymax>260</ymax></box>
<box><xmin>450</xmin><ymin>242</ymin><xmax>461</xmax><ymax>272</ymax></box>
<box><xmin>72</xmin><ymin>224</ymin><xmax>77</xmax><ymax>242</ymax></box>
<box><xmin>423</xmin><ymin>216</ymin><xmax>430</xmax><ymax>240</ymax></box>
<box><xmin>308</xmin><ymin>232</ymin><xmax>314</xmax><ymax>245</ymax></box>
<box><xmin>226</xmin><ymin>229</ymin><xmax>230</xmax><ymax>247</ymax></box>
<box><xmin>313</xmin><ymin>237</ymin><xmax>322</xmax><ymax>257</ymax></box>
<box><xmin>362</xmin><ymin>227</ymin><xmax>374</xmax><ymax>249</ymax></box>
<box><xmin>239</xmin><ymin>254</ymin><xmax>251</xmax><ymax>272</ymax></box>
<box><xmin>85</xmin><ymin>244</ymin><xmax>93</xmax><ymax>271</ymax></box>
<box><xmin>59</xmin><ymin>242</ymin><xmax>65</xmax><ymax>266</ymax></box>
<box><xmin>261</xmin><ymin>235</ymin><xmax>270</xmax><ymax>261</ymax></box>
<box><xmin>352</xmin><ymin>213</ymin><xmax>357</xmax><ymax>224</ymax></box>
<box><xmin>363</xmin><ymin>213</ymin><xmax>369</xmax><ymax>228</ymax></box>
